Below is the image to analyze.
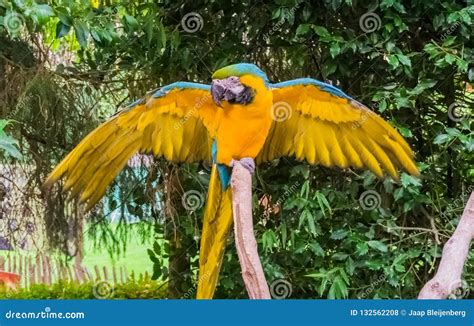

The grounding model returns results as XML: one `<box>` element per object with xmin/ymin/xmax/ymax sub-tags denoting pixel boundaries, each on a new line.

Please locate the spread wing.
<box><xmin>257</xmin><ymin>79</ymin><xmax>419</xmax><ymax>179</ymax></box>
<box><xmin>45</xmin><ymin>82</ymin><xmax>219</xmax><ymax>209</ymax></box>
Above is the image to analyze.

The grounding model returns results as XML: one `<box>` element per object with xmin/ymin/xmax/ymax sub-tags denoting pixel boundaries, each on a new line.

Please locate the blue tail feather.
<box><xmin>212</xmin><ymin>141</ymin><xmax>231</xmax><ymax>190</ymax></box>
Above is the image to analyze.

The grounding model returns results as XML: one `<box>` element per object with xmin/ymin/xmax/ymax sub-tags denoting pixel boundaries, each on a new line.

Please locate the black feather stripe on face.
<box><xmin>230</xmin><ymin>86</ymin><xmax>254</xmax><ymax>105</ymax></box>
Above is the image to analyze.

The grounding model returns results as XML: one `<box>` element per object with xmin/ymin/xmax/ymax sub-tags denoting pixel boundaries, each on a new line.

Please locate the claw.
<box><xmin>231</xmin><ymin>157</ymin><xmax>255</xmax><ymax>174</ymax></box>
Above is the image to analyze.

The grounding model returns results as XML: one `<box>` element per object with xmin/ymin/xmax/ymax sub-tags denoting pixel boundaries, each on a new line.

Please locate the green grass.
<box><xmin>1</xmin><ymin>223</ymin><xmax>154</xmax><ymax>279</ymax></box>
<box><xmin>81</xmin><ymin>228</ymin><xmax>153</xmax><ymax>276</ymax></box>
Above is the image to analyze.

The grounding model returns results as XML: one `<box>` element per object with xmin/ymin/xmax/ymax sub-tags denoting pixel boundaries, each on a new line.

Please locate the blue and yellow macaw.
<box><xmin>45</xmin><ymin>63</ymin><xmax>419</xmax><ymax>299</ymax></box>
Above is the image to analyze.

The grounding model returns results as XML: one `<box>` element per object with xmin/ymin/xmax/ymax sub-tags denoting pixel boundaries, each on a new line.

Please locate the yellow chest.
<box><xmin>214</xmin><ymin>75</ymin><xmax>273</xmax><ymax>165</ymax></box>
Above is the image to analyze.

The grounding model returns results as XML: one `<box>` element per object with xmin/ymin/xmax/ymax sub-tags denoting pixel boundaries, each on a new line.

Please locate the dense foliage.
<box><xmin>0</xmin><ymin>0</ymin><xmax>472</xmax><ymax>299</ymax></box>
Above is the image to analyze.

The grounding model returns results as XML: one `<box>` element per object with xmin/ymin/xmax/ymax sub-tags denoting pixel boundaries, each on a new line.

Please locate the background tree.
<box><xmin>0</xmin><ymin>0</ymin><xmax>472</xmax><ymax>299</ymax></box>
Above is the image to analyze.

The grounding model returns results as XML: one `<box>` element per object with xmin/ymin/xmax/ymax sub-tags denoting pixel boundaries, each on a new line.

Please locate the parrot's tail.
<box><xmin>196</xmin><ymin>164</ymin><xmax>233</xmax><ymax>299</ymax></box>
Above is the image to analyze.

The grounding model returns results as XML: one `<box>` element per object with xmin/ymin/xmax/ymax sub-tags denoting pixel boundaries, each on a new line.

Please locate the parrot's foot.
<box><xmin>231</xmin><ymin>157</ymin><xmax>255</xmax><ymax>174</ymax></box>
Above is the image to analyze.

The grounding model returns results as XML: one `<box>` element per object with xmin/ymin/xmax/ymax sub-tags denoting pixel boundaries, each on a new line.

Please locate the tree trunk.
<box><xmin>164</xmin><ymin>166</ymin><xmax>191</xmax><ymax>299</ymax></box>
<box><xmin>167</xmin><ymin>227</ymin><xmax>189</xmax><ymax>298</ymax></box>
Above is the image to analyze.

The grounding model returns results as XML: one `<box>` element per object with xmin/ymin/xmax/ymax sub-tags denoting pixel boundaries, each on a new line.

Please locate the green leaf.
<box><xmin>328</xmin><ymin>275</ymin><xmax>348</xmax><ymax>299</ymax></box>
<box><xmin>396</xmin><ymin>54</ymin><xmax>411</xmax><ymax>67</ymax></box>
<box><xmin>280</xmin><ymin>222</ymin><xmax>287</xmax><ymax>246</ymax></box>
<box><xmin>356</xmin><ymin>242</ymin><xmax>369</xmax><ymax>255</ymax></box>
<box><xmin>0</xmin><ymin>134</ymin><xmax>22</xmax><ymax>159</ymax></box>
<box><xmin>271</xmin><ymin>7</ymin><xmax>282</xmax><ymax>20</ymax></box>
<box><xmin>262</xmin><ymin>229</ymin><xmax>277</xmax><ymax>252</ymax></box>
<box><xmin>366</xmin><ymin>259</ymin><xmax>384</xmax><ymax>270</ymax></box>
<box><xmin>310</xmin><ymin>242</ymin><xmax>324</xmax><ymax>257</ymax></box>
<box><xmin>385</xmin><ymin>41</ymin><xmax>396</xmax><ymax>52</ymax></box>
<box><xmin>345</xmin><ymin>257</ymin><xmax>355</xmax><ymax>275</ymax></box>
<box><xmin>158</xmin><ymin>21</ymin><xmax>167</xmax><ymax>48</ymax></box>
<box><xmin>433</xmin><ymin>14</ymin><xmax>444</xmax><ymax>29</ymax></box>
<box><xmin>442</xmin><ymin>36</ymin><xmax>457</xmax><ymax>47</ymax></box>
<box><xmin>400</xmin><ymin>174</ymin><xmax>422</xmax><ymax>188</ymax></box>
<box><xmin>434</xmin><ymin>133</ymin><xmax>450</xmax><ymax>144</ymax></box>
<box><xmin>56</xmin><ymin>21</ymin><xmax>71</xmax><ymax>38</ymax></box>
<box><xmin>330</xmin><ymin>42</ymin><xmax>340</xmax><ymax>58</ymax></box>
<box><xmin>153</xmin><ymin>241</ymin><xmax>161</xmax><ymax>254</ymax></box>
<box><xmin>124</xmin><ymin>14</ymin><xmax>139</xmax><ymax>30</ymax></box>
<box><xmin>74</xmin><ymin>21</ymin><xmax>89</xmax><ymax>48</ymax></box>
<box><xmin>332</xmin><ymin>252</ymin><xmax>349</xmax><ymax>260</ymax></box>
<box><xmin>319</xmin><ymin>277</ymin><xmax>329</xmax><ymax>297</ymax></box>
<box><xmin>305</xmin><ymin>210</ymin><xmax>317</xmax><ymax>235</ymax></box>
<box><xmin>296</xmin><ymin>23</ymin><xmax>311</xmax><ymax>36</ymax></box>
<box><xmin>330</xmin><ymin>229</ymin><xmax>348</xmax><ymax>240</ymax></box>
<box><xmin>314</xmin><ymin>191</ymin><xmax>331</xmax><ymax>216</ymax></box>
<box><xmin>412</xmin><ymin>79</ymin><xmax>437</xmax><ymax>94</ymax></box>
<box><xmin>312</xmin><ymin>25</ymin><xmax>330</xmax><ymax>37</ymax></box>
<box><xmin>57</xmin><ymin>9</ymin><xmax>73</xmax><ymax>26</ymax></box>
<box><xmin>397</xmin><ymin>126</ymin><xmax>412</xmax><ymax>138</ymax></box>
<box><xmin>468</xmin><ymin>68</ymin><xmax>474</xmax><ymax>82</ymax></box>
<box><xmin>387</xmin><ymin>54</ymin><xmax>399</xmax><ymax>69</ymax></box>
<box><xmin>444</xmin><ymin>53</ymin><xmax>456</xmax><ymax>64</ymax></box>
<box><xmin>0</xmin><ymin>119</ymin><xmax>10</xmax><ymax>131</ymax></box>
<box><xmin>323</xmin><ymin>62</ymin><xmax>337</xmax><ymax>76</ymax></box>
<box><xmin>33</xmin><ymin>4</ymin><xmax>54</xmax><ymax>24</ymax></box>
<box><xmin>367</xmin><ymin>240</ymin><xmax>388</xmax><ymax>252</ymax></box>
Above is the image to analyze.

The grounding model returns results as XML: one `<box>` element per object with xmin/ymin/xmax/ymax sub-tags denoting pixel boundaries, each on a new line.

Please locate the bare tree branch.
<box><xmin>418</xmin><ymin>191</ymin><xmax>474</xmax><ymax>299</ymax></box>
<box><xmin>231</xmin><ymin>162</ymin><xmax>271</xmax><ymax>299</ymax></box>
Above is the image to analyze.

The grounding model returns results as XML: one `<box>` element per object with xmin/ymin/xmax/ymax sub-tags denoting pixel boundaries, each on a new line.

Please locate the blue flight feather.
<box><xmin>152</xmin><ymin>82</ymin><xmax>210</xmax><ymax>98</ymax></box>
<box><xmin>272</xmin><ymin>78</ymin><xmax>353</xmax><ymax>100</ymax></box>
<box><xmin>125</xmin><ymin>82</ymin><xmax>211</xmax><ymax>109</ymax></box>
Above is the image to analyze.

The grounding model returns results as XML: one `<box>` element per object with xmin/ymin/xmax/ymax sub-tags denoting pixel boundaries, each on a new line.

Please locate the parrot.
<box><xmin>45</xmin><ymin>63</ymin><xmax>419</xmax><ymax>299</ymax></box>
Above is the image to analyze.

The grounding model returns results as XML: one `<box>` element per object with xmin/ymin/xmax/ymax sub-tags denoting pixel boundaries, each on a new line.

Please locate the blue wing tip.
<box><xmin>272</xmin><ymin>78</ymin><xmax>352</xmax><ymax>100</ymax></box>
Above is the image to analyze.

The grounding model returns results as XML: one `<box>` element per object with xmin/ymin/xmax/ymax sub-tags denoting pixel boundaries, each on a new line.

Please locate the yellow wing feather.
<box><xmin>257</xmin><ymin>83</ymin><xmax>419</xmax><ymax>179</ymax></box>
<box><xmin>45</xmin><ymin>85</ymin><xmax>215</xmax><ymax>208</ymax></box>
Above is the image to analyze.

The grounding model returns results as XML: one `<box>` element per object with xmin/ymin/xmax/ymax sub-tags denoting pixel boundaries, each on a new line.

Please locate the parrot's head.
<box><xmin>211</xmin><ymin>63</ymin><xmax>269</xmax><ymax>107</ymax></box>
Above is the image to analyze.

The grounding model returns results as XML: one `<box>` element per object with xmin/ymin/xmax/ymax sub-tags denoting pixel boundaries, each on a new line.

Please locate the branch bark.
<box><xmin>231</xmin><ymin>162</ymin><xmax>271</xmax><ymax>299</ymax></box>
<box><xmin>418</xmin><ymin>191</ymin><xmax>474</xmax><ymax>299</ymax></box>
